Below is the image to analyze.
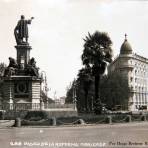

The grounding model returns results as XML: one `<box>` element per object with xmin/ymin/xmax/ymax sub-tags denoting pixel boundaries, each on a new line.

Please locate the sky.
<box><xmin>0</xmin><ymin>0</ymin><xmax>148</xmax><ymax>98</ymax></box>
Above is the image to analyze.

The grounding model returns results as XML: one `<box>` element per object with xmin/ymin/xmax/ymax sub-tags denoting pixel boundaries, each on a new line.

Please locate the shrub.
<box><xmin>0</xmin><ymin>110</ymin><xmax>5</xmax><ymax>120</ymax></box>
<box><xmin>21</xmin><ymin>119</ymin><xmax>52</xmax><ymax>126</ymax></box>
<box><xmin>24</xmin><ymin>111</ymin><xmax>49</xmax><ymax>121</ymax></box>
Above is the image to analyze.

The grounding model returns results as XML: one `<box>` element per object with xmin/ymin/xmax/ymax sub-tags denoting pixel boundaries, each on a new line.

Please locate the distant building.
<box><xmin>55</xmin><ymin>96</ymin><xmax>66</xmax><ymax>105</ymax></box>
<box><xmin>59</xmin><ymin>96</ymin><xmax>66</xmax><ymax>104</ymax></box>
<box><xmin>108</xmin><ymin>35</ymin><xmax>148</xmax><ymax>111</ymax></box>
<box><xmin>54</xmin><ymin>98</ymin><xmax>61</xmax><ymax>104</ymax></box>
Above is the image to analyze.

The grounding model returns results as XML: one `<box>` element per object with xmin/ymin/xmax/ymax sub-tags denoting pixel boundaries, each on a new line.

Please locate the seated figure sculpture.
<box><xmin>4</xmin><ymin>57</ymin><xmax>18</xmax><ymax>76</ymax></box>
<box><xmin>26</xmin><ymin>57</ymin><xmax>39</xmax><ymax>77</ymax></box>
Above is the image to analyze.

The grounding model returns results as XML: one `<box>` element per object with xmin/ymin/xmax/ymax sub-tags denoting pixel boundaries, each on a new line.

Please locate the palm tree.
<box><xmin>82</xmin><ymin>31</ymin><xmax>113</xmax><ymax>114</ymax></box>
<box><xmin>77</xmin><ymin>67</ymin><xmax>92</xmax><ymax>112</ymax></box>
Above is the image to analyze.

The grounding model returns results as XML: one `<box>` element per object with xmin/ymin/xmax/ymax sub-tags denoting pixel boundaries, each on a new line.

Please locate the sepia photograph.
<box><xmin>0</xmin><ymin>0</ymin><xmax>148</xmax><ymax>147</ymax></box>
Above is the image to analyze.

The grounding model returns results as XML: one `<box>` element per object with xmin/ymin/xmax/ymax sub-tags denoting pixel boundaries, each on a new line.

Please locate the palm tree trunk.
<box><xmin>95</xmin><ymin>75</ymin><xmax>99</xmax><ymax>101</ymax></box>
<box><xmin>94</xmin><ymin>75</ymin><xmax>102</xmax><ymax>114</ymax></box>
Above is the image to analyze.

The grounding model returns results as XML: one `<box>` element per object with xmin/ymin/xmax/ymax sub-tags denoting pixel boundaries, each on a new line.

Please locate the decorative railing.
<box><xmin>47</xmin><ymin>103</ymin><xmax>75</xmax><ymax>109</ymax></box>
<box><xmin>0</xmin><ymin>103</ymin><xmax>40</xmax><ymax>111</ymax></box>
<box><xmin>0</xmin><ymin>103</ymin><xmax>75</xmax><ymax>111</ymax></box>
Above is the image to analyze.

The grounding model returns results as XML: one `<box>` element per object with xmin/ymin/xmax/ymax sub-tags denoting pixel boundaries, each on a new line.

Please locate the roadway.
<box><xmin>0</xmin><ymin>122</ymin><xmax>148</xmax><ymax>148</ymax></box>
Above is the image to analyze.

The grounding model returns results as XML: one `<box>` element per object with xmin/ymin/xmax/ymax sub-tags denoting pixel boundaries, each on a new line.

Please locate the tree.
<box><xmin>65</xmin><ymin>75</ymin><xmax>94</xmax><ymax>113</ymax></box>
<box><xmin>65</xmin><ymin>82</ymin><xmax>73</xmax><ymax>104</ymax></box>
<box><xmin>41</xmin><ymin>90</ymin><xmax>55</xmax><ymax>104</ymax></box>
<box><xmin>82</xmin><ymin>31</ymin><xmax>113</xmax><ymax>114</ymax></box>
<box><xmin>0</xmin><ymin>63</ymin><xmax>6</xmax><ymax>77</ymax></box>
<box><xmin>0</xmin><ymin>63</ymin><xmax>7</xmax><ymax>100</ymax></box>
<box><xmin>100</xmin><ymin>73</ymin><xmax>130</xmax><ymax>110</ymax></box>
<box><xmin>77</xmin><ymin>67</ymin><xmax>92</xmax><ymax>112</ymax></box>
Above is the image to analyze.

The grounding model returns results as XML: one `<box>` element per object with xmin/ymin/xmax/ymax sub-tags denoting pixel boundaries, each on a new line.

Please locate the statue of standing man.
<box><xmin>14</xmin><ymin>15</ymin><xmax>34</xmax><ymax>45</ymax></box>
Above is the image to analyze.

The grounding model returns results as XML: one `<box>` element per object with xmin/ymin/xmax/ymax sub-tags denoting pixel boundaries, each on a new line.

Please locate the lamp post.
<box><xmin>41</xmin><ymin>71</ymin><xmax>49</xmax><ymax>109</ymax></box>
<box><xmin>9</xmin><ymin>78</ymin><xmax>13</xmax><ymax>110</ymax></box>
<box><xmin>91</xmin><ymin>96</ymin><xmax>94</xmax><ymax>112</ymax></box>
<box><xmin>73</xmin><ymin>79</ymin><xmax>77</xmax><ymax>111</ymax></box>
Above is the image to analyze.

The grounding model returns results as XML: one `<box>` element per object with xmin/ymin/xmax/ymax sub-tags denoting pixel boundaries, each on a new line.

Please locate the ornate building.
<box><xmin>108</xmin><ymin>35</ymin><xmax>148</xmax><ymax>111</ymax></box>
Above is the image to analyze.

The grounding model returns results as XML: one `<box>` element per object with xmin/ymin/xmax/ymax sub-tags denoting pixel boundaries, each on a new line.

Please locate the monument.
<box><xmin>2</xmin><ymin>15</ymin><xmax>42</xmax><ymax>110</ymax></box>
<box><xmin>0</xmin><ymin>15</ymin><xmax>77</xmax><ymax>118</ymax></box>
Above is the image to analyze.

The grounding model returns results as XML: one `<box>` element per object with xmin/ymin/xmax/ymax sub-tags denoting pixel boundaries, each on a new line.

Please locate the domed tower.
<box><xmin>120</xmin><ymin>34</ymin><xmax>133</xmax><ymax>55</ymax></box>
<box><xmin>119</xmin><ymin>34</ymin><xmax>134</xmax><ymax>110</ymax></box>
<box><xmin>118</xmin><ymin>34</ymin><xmax>134</xmax><ymax>77</ymax></box>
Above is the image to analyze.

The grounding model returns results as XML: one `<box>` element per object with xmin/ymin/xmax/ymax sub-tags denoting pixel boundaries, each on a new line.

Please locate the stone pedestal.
<box><xmin>3</xmin><ymin>76</ymin><xmax>41</xmax><ymax>110</ymax></box>
<box><xmin>15</xmin><ymin>45</ymin><xmax>32</xmax><ymax>68</ymax></box>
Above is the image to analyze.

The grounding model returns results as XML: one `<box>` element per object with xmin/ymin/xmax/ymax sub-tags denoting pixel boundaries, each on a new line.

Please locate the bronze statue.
<box><xmin>4</xmin><ymin>57</ymin><xmax>18</xmax><ymax>77</ymax></box>
<box><xmin>26</xmin><ymin>57</ymin><xmax>39</xmax><ymax>77</ymax></box>
<box><xmin>14</xmin><ymin>15</ymin><xmax>34</xmax><ymax>45</ymax></box>
<box><xmin>8</xmin><ymin>57</ymin><xmax>18</xmax><ymax>68</ymax></box>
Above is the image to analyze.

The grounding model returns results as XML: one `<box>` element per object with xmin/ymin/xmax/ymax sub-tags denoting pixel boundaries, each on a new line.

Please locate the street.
<box><xmin>0</xmin><ymin>122</ymin><xmax>148</xmax><ymax>148</ymax></box>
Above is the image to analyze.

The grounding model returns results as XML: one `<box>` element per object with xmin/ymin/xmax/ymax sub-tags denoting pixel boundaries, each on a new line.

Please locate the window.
<box><xmin>130</xmin><ymin>77</ymin><xmax>133</xmax><ymax>82</ymax></box>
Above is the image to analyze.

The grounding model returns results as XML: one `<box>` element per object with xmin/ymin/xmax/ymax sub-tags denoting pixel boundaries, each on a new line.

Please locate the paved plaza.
<box><xmin>0</xmin><ymin>122</ymin><xmax>148</xmax><ymax>148</ymax></box>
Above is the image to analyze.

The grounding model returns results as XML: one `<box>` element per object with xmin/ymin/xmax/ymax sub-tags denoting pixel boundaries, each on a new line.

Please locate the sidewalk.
<box><xmin>12</xmin><ymin>121</ymin><xmax>148</xmax><ymax>129</ymax></box>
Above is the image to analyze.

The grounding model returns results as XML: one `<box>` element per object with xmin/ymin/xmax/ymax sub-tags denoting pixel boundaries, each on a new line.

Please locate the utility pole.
<box><xmin>73</xmin><ymin>79</ymin><xmax>77</xmax><ymax>111</ymax></box>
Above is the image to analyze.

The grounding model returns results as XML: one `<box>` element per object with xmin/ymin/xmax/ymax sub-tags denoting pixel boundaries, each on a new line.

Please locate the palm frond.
<box><xmin>82</xmin><ymin>31</ymin><xmax>113</xmax><ymax>66</ymax></box>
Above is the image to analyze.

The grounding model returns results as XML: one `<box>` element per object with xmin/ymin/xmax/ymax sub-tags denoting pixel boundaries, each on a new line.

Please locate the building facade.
<box><xmin>108</xmin><ymin>35</ymin><xmax>148</xmax><ymax>111</ymax></box>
